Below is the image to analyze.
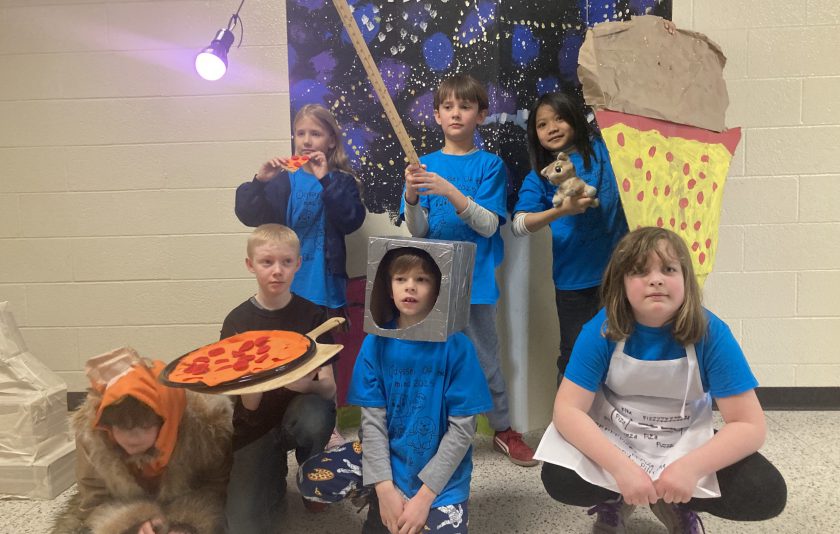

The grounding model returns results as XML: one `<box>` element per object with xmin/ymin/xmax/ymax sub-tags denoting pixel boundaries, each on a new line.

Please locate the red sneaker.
<box><xmin>493</xmin><ymin>428</ymin><xmax>539</xmax><ymax>467</ymax></box>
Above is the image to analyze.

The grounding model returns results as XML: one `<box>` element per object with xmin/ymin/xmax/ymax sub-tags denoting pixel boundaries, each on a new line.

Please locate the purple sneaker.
<box><xmin>650</xmin><ymin>501</ymin><xmax>706</xmax><ymax>534</ymax></box>
<box><xmin>587</xmin><ymin>497</ymin><xmax>636</xmax><ymax>533</ymax></box>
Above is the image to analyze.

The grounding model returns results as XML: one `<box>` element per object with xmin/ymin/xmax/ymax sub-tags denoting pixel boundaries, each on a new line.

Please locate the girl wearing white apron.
<box><xmin>537</xmin><ymin>228</ymin><xmax>785</xmax><ymax>533</ymax></box>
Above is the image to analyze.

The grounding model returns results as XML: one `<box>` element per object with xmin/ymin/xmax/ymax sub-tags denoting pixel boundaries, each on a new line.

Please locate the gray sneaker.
<box><xmin>587</xmin><ymin>497</ymin><xmax>636</xmax><ymax>533</ymax></box>
<box><xmin>650</xmin><ymin>501</ymin><xmax>706</xmax><ymax>534</ymax></box>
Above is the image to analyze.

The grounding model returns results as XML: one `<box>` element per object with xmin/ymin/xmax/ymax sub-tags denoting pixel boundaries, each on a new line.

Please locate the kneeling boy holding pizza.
<box><xmin>222</xmin><ymin>223</ymin><xmax>338</xmax><ymax>532</ymax></box>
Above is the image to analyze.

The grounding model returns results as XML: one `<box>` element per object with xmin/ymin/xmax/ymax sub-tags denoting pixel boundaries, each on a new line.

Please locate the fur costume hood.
<box><xmin>51</xmin><ymin>388</ymin><xmax>233</xmax><ymax>534</ymax></box>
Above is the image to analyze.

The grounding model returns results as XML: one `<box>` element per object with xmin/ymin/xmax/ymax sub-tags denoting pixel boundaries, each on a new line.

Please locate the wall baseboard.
<box><xmin>67</xmin><ymin>386</ymin><xmax>840</xmax><ymax>415</ymax></box>
<box><xmin>755</xmin><ymin>387</ymin><xmax>840</xmax><ymax>411</ymax></box>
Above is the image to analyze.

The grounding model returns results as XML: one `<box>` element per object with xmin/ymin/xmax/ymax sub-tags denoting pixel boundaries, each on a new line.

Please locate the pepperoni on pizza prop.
<box><xmin>596</xmin><ymin>110</ymin><xmax>741</xmax><ymax>285</ymax></box>
<box><xmin>160</xmin><ymin>317</ymin><xmax>345</xmax><ymax>393</ymax></box>
<box><xmin>279</xmin><ymin>155</ymin><xmax>311</xmax><ymax>172</ymax></box>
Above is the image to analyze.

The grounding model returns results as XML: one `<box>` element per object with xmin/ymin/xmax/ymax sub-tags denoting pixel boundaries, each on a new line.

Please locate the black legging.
<box><xmin>541</xmin><ymin>450</ymin><xmax>786</xmax><ymax>521</ymax></box>
<box><xmin>555</xmin><ymin>286</ymin><xmax>600</xmax><ymax>384</ymax></box>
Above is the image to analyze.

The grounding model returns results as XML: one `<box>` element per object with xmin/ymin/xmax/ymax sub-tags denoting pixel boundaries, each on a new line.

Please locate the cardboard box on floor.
<box><xmin>0</xmin><ymin>302</ymin><xmax>75</xmax><ymax>499</ymax></box>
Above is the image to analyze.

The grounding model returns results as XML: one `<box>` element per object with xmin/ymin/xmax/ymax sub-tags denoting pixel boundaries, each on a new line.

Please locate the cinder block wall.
<box><xmin>0</xmin><ymin>1</ymin><xmax>837</xmax><ymax>399</ymax></box>
<box><xmin>674</xmin><ymin>1</ymin><xmax>840</xmax><ymax>387</ymax></box>
<box><xmin>1</xmin><ymin>0</ymin><xmax>293</xmax><ymax>390</ymax></box>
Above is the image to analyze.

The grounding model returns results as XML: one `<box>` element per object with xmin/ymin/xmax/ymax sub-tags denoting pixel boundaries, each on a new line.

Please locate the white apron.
<box><xmin>535</xmin><ymin>341</ymin><xmax>720</xmax><ymax>498</ymax></box>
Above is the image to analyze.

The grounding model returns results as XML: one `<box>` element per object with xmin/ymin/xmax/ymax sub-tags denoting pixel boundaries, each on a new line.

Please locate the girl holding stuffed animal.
<box><xmin>512</xmin><ymin>91</ymin><xmax>628</xmax><ymax>383</ymax></box>
<box><xmin>539</xmin><ymin>226</ymin><xmax>786</xmax><ymax>532</ymax></box>
<box><xmin>235</xmin><ymin>104</ymin><xmax>366</xmax><ymax>317</ymax></box>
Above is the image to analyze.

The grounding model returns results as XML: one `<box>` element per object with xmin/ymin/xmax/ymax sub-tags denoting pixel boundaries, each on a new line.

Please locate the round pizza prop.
<box><xmin>160</xmin><ymin>317</ymin><xmax>344</xmax><ymax>394</ymax></box>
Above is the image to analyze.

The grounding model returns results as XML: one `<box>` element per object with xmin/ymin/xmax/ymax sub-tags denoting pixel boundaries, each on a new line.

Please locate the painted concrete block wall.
<box><xmin>0</xmin><ymin>1</ymin><xmax>837</xmax><ymax>413</ymax></box>
<box><xmin>674</xmin><ymin>1</ymin><xmax>840</xmax><ymax>388</ymax></box>
<box><xmin>1</xmin><ymin>0</ymin><xmax>316</xmax><ymax>390</ymax></box>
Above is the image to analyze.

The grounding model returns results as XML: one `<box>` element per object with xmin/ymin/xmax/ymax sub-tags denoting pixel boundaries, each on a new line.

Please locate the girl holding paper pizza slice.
<box><xmin>235</xmin><ymin>104</ymin><xmax>365</xmax><ymax>318</ymax></box>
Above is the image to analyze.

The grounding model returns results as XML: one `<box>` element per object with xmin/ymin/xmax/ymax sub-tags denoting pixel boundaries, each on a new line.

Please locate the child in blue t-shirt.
<box><xmin>539</xmin><ymin>227</ymin><xmax>786</xmax><ymax>532</ymax></box>
<box><xmin>298</xmin><ymin>247</ymin><xmax>492</xmax><ymax>534</ymax></box>
<box><xmin>512</xmin><ymin>91</ymin><xmax>628</xmax><ymax>385</ymax></box>
<box><xmin>401</xmin><ymin>73</ymin><xmax>536</xmax><ymax>467</ymax></box>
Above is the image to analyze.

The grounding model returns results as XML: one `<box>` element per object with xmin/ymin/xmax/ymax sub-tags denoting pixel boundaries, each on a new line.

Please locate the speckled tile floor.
<box><xmin>2</xmin><ymin>411</ymin><xmax>836</xmax><ymax>533</ymax></box>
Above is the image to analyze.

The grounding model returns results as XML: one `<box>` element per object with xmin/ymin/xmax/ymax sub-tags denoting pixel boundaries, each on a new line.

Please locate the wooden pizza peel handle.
<box><xmin>307</xmin><ymin>316</ymin><xmax>346</xmax><ymax>341</ymax></box>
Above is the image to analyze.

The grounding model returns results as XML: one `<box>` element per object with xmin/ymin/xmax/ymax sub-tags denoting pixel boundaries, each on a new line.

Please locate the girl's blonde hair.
<box><xmin>601</xmin><ymin>227</ymin><xmax>707</xmax><ymax>345</ymax></box>
<box><xmin>293</xmin><ymin>104</ymin><xmax>356</xmax><ymax>179</ymax></box>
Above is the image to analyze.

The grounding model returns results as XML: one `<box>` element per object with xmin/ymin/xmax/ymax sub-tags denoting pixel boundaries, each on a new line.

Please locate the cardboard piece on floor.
<box><xmin>0</xmin><ymin>302</ymin><xmax>76</xmax><ymax>499</ymax></box>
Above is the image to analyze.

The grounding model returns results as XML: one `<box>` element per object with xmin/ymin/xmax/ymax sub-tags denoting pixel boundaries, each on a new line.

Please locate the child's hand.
<box><xmin>614</xmin><ymin>464</ymin><xmax>658</xmax><ymax>506</ymax></box>
<box><xmin>406</xmin><ymin>168</ymin><xmax>454</xmax><ymax>198</ymax></box>
<box><xmin>375</xmin><ymin>481</ymin><xmax>405</xmax><ymax>534</ymax></box>
<box><xmin>403</xmin><ymin>163</ymin><xmax>426</xmax><ymax>204</ymax></box>
<box><xmin>653</xmin><ymin>460</ymin><xmax>701</xmax><ymax>503</ymax></box>
<box><xmin>663</xmin><ymin>20</ymin><xmax>677</xmax><ymax>35</ymax></box>
<box><xmin>255</xmin><ymin>158</ymin><xmax>287</xmax><ymax>181</ymax></box>
<box><xmin>284</xmin><ymin>369</ymin><xmax>319</xmax><ymax>393</ymax></box>
<box><xmin>240</xmin><ymin>392</ymin><xmax>263</xmax><ymax>411</ymax></box>
<box><xmin>397</xmin><ymin>486</ymin><xmax>435</xmax><ymax>534</ymax></box>
<box><xmin>305</xmin><ymin>150</ymin><xmax>330</xmax><ymax>179</ymax></box>
<box><xmin>556</xmin><ymin>194</ymin><xmax>596</xmax><ymax>216</ymax></box>
<box><xmin>135</xmin><ymin>518</ymin><xmax>165</xmax><ymax>534</ymax></box>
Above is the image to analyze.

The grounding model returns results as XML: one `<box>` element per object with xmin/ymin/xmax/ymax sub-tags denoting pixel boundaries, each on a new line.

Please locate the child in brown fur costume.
<box><xmin>50</xmin><ymin>348</ymin><xmax>233</xmax><ymax>534</ymax></box>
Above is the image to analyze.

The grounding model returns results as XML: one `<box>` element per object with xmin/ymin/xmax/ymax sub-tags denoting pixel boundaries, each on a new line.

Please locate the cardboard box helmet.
<box><xmin>364</xmin><ymin>236</ymin><xmax>476</xmax><ymax>342</ymax></box>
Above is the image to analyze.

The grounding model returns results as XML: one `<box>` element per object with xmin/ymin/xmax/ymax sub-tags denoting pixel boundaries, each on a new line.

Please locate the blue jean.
<box><xmin>226</xmin><ymin>393</ymin><xmax>335</xmax><ymax>532</ymax></box>
<box><xmin>555</xmin><ymin>286</ymin><xmax>601</xmax><ymax>385</ymax></box>
<box><xmin>462</xmin><ymin>304</ymin><xmax>510</xmax><ymax>432</ymax></box>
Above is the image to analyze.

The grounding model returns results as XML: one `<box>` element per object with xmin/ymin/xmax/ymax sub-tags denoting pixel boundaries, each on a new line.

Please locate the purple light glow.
<box><xmin>196</xmin><ymin>52</ymin><xmax>227</xmax><ymax>81</ymax></box>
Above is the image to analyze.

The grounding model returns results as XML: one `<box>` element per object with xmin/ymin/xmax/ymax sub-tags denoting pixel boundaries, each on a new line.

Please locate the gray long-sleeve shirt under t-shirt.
<box><xmin>404</xmin><ymin>195</ymin><xmax>499</xmax><ymax>238</ymax></box>
<box><xmin>360</xmin><ymin>406</ymin><xmax>476</xmax><ymax>496</ymax></box>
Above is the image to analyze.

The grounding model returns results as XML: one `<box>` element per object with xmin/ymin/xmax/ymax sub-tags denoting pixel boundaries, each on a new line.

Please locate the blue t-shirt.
<box><xmin>400</xmin><ymin>150</ymin><xmax>507</xmax><ymax>305</ymax></box>
<box><xmin>565</xmin><ymin>308</ymin><xmax>758</xmax><ymax>399</ymax></box>
<box><xmin>287</xmin><ymin>169</ymin><xmax>346</xmax><ymax>308</ymax></box>
<box><xmin>514</xmin><ymin>138</ymin><xmax>628</xmax><ymax>290</ymax></box>
<box><xmin>348</xmin><ymin>332</ymin><xmax>493</xmax><ymax>507</ymax></box>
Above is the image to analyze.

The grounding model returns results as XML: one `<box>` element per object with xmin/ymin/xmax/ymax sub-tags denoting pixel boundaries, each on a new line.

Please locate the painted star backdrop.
<box><xmin>287</xmin><ymin>0</ymin><xmax>673</xmax><ymax>216</ymax></box>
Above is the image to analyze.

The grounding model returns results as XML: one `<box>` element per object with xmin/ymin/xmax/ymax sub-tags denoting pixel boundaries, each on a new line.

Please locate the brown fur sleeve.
<box><xmin>86</xmin><ymin>500</ymin><xmax>167</xmax><ymax>534</ymax></box>
<box><xmin>159</xmin><ymin>393</ymin><xmax>233</xmax><ymax>534</ymax></box>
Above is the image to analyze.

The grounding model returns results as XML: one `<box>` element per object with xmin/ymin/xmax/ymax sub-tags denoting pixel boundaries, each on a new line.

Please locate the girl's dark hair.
<box><xmin>600</xmin><ymin>227</ymin><xmax>707</xmax><ymax>345</ymax></box>
<box><xmin>526</xmin><ymin>91</ymin><xmax>600</xmax><ymax>174</ymax></box>
<box><xmin>99</xmin><ymin>395</ymin><xmax>163</xmax><ymax>430</ymax></box>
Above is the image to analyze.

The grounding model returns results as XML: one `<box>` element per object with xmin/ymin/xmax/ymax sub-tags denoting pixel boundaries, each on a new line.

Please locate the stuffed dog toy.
<box><xmin>541</xmin><ymin>152</ymin><xmax>599</xmax><ymax>208</ymax></box>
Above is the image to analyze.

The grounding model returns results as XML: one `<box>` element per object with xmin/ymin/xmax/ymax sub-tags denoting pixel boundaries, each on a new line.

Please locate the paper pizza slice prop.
<box><xmin>596</xmin><ymin>110</ymin><xmax>741</xmax><ymax>285</ymax></box>
<box><xmin>280</xmin><ymin>155</ymin><xmax>311</xmax><ymax>172</ymax></box>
